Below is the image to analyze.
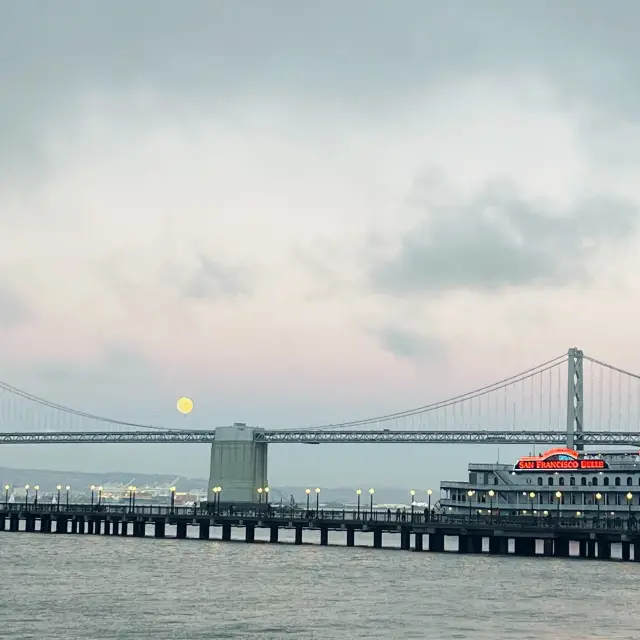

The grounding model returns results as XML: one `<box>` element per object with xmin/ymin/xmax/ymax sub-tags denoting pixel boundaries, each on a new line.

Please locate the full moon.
<box><xmin>176</xmin><ymin>396</ymin><xmax>194</xmax><ymax>415</ymax></box>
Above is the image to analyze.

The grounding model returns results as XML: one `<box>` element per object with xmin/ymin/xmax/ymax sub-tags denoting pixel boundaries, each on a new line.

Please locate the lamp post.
<box><xmin>427</xmin><ymin>489</ymin><xmax>433</xmax><ymax>515</ymax></box>
<box><xmin>90</xmin><ymin>485</ymin><xmax>96</xmax><ymax>507</ymax></box>
<box><xmin>24</xmin><ymin>484</ymin><xmax>29</xmax><ymax>507</ymax></box>
<box><xmin>356</xmin><ymin>489</ymin><xmax>362</xmax><ymax>518</ymax></box>
<box><xmin>595</xmin><ymin>492</ymin><xmax>602</xmax><ymax>521</ymax></box>
<box><xmin>555</xmin><ymin>490</ymin><xmax>562</xmax><ymax>519</ymax></box>
<box><xmin>4</xmin><ymin>484</ymin><xmax>9</xmax><ymax>507</ymax></box>
<box><xmin>467</xmin><ymin>490</ymin><xmax>474</xmax><ymax>519</ymax></box>
<box><xmin>409</xmin><ymin>489</ymin><xmax>416</xmax><ymax>521</ymax></box>
<box><xmin>529</xmin><ymin>491</ymin><xmax>536</xmax><ymax>515</ymax></box>
<box><xmin>170</xmin><ymin>486</ymin><xmax>176</xmax><ymax>512</ymax></box>
<box><xmin>305</xmin><ymin>488</ymin><xmax>311</xmax><ymax>511</ymax></box>
<box><xmin>128</xmin><ymin>485</ymin><xmax>136</xmax><ymax>511</ymax></box>
<box><xmin>98</xmin><ymin>486</ymin><xmax>103</xmax><ymax>506</ymax></box>
<box><xmin>315</xmin><ymin>488</ymin><xmax>320</xmax><ymax>512</ymax></box>
<box><xmin>34</xmin><ymin>485</ymin><xmax>39</xmax><ymax>506</ymax></box>
<box><xmin>56</xmin><ymin>485</ymin><xmax>62</xmax><ymax>511</ymax></box>
<box><xmin>216</xmin><ymin>486</ymin><xmax>222</xmax><ymax>512</ymax></box>
<box><xmin>257</xmin><ymin>487</ymin><xmax>263</xmax><ymax>504</ymax></box>
<box><xmin>369</xmin><ymin>488</ymin><xmax>375</xmax><ymax>515</ymax></box>
<box><xmin>264</xmin><ymin>487</ymin><xmax>270</xmax><ymax>506</ymax></box>
<box><xmin>627</xmin><ymin>492</ymin><xmax>633</xmax><ymax>516</ymax></box>
<box><xmin>65</xmin><ymin>486</ymin><xmax>70</xmax><ymax>508</ymax></box>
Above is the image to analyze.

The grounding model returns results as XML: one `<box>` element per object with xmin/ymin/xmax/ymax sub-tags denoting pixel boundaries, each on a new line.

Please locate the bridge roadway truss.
<box><xmin>0</xmin><ymin>429</ymin><xmax>639</xmax><ymax>446</ymax></box>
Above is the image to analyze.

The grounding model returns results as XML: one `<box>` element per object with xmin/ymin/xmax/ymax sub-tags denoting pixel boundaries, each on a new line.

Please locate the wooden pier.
<box><xmin>1</xmin><ymin>504</ymin><xmax>639</xmax><ymax>562</ymax></box>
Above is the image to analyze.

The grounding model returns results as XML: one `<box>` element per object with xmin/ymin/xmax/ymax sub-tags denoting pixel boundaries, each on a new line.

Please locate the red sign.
<box><xmin>514</xmin><ymin>448</ymin><xmax>607</xmax><ymax>471</ymax></box>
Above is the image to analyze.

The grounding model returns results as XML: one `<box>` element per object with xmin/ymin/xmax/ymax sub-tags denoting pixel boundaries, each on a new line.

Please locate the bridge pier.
<box><xmin>429</xmin><ymin>533</ymin><xmax>445</xmax><ymax>552</ymax></box>
<box><xmin>555</xmin><ymin>537</ymin><xmax>570</xmax><ymax>558</ymax></box>
<box><xmin>514</xmin><ymin>537</ymin><xmax>536</xmax><ymax>556</ymax></box>
<box><xmin>320</xmin><ymin>527</ymin><xmax>328</xmax><ymax>546</ymax></box>
<box><xmin>25</xmin><ymin>515</ymin><xmax>35</xmax><ymax>532</ymax></box>
<box><xmin>458</xmin><ymin>534</ymin><xmax>482</xmax><ymax>554</ymax></box>
<box><xmin>245</xmin><ymin>524</ymin><xmax>255</xmax><ymax>543</ymax></box>
<box><xmin>93</xmin><ymin>519</ymin><xmax>101</xmax><ymax>535</ymax></box>
<box><xmin>0</xmin><ymin>515</ymin><xmax>5</xmax><ymax>531</ymax></box>
<box><xmin>199</xmin><ymin>521</ymin><xmax>209</xmax><ymax>540</ymax></box>
<box><xmin>400</xmin><ymin>528</ymin><xmax>411</xmax><ymax>551</ymax></box>
<box><xmin>10</xmin><ymin>514</ymin><xmax>18</xmax><ymax>531</ymax></box>
<box><xmin>489</xmin><ymin>536</ymin><xmax>509</xmax><ymax>555</ymax></box>
<box><xmin>621</xmin><ymin>541</ymin><xmax>631</xmax><ymax>561</ymax></box>
<box><xmin>207</xmin><ymin>425</ymin><xmax>268</xmax><ymax>504</ymax></box>
<box><xmin>120</xmin><ymin>521</ymin><xmax>129</xmax><ymax>536</ymax></box>
<box><xmin>103</xmin><ymin>520</ymin><xmax>111</xmax><ymax>535</ymax></box>
<box><xmin>414</xmin><ymin>532</ymin><xmax>423</xmax><ymax>551</ymax></box>
<box><xmin>222</xmin><ymin>523</ymin><xmax>231</xmax><ymax>541</ymax></box>
<box><xmin>295</xmin><ymin>525</ymin><xmax>303</xmax><ymax>545</ymax></box>
<box><xmin>177</xmin><ymin>521</ymin><xmax>187</xmax><ymax>539</ymax></box>
<box><xmin>154</xmin><ymin>519</ymin><xmax>165</xmax><ymax>538</ymax></box>
<box><xmin>542</xmin><ymin>539</ymin><xmax>554</xmax><ymax>556</ymax></box>
<box><xmin>373</xmin><ymin>529</ymin><xmax>383</xmax><ymax>549</ymax></box>
<box><xmin>598</xmin><ymin>539</ymin><xmax>611</xmax><ymax>560</ymax></box>
<box><xmin>55</xmin><ymin>517</ymin><xmax>66</xmax><ymax>533</ymax></box>
<box><xmin>346</xmin><ymin>527</ymin><xmax>355</xmax><ymax>547</ymax></box>
<box><xmin>40</xmin><ymin>515</ymin><xmax>51</xmax><ymax>533</ymax></box>
<box><xmin>269</xmin><ymin>524</ymin><xmax>278</xmax><ymax>543</ymax></box>
<box><xmin>86</xmin><ymin>519</ymin><xmax>94</xmax><ymax>534</ymax></box>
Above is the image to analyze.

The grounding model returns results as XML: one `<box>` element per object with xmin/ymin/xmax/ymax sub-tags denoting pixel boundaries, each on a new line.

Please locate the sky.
<box><xmin>1</xmin><ymin>1</ymin><xmax>640</xmax><ymax>490</ymax></box>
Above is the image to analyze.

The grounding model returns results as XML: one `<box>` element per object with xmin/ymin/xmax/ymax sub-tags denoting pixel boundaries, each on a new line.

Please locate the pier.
<box><xmin>1</xmin><ymin>503</ymin><xmax>640</xmax><ymax>562</ymax></box>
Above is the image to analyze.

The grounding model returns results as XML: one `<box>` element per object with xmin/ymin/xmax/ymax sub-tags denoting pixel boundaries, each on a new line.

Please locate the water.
<box><xmin>1</xmin><ymin>527</ymin><xmax>639</xmax><ymax>639</ymax></box>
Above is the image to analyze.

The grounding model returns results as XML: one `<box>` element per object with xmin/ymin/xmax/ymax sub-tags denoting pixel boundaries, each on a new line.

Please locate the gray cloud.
<box><xmin>376</xmin><ymin>325</ymin><xmax>446</xmax><ymax>362</ymax></box>
<box><xmin>0</xmin><ymin>283</ymin><xmax>30</xmax><ymax>328</ymax></box>
<box><xmin>182</xmin><ymin>257</ymin><xmax>247</xmax><ymax>301</ymax></box>
<box><xmin>2</xmin><ymin>1</ymin><xmax>640</xmax><ymax>177</ymax></box>
<box><xmin>370</xmin><ymin>179</ymin><xmax>638</xmax><ymax>295</ymax></box>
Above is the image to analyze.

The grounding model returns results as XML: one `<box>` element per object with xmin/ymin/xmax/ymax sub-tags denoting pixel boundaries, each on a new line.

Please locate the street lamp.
<box><xmin>90</xmin><ymin>485</ymin><xmax>96</xmax><ymax>507</ymax></box>
<box><xmin>56</xmin><ymin>485</ymin><xmax>62</xmax><ymax>510</ymax></box>
<box><xmin>128</xmin><ymin>486</ymin><xmax>136</xmax><ymax>510</ymax></box>
<box><xmin>467</xmin><ymin>490</ymin><xmax>475</xmax><ymax>518</ymax></box>
<box><xmin>305</xmin><ymin>488</ymin><xmax>311</xmax><ymax>511</ymax></box>
<box><xmin>264</xmin><ymin>487</ymin><xmax>270</xmax><ymax>505</ymax></box>
<box><xmin>216</xmin><ymin>486</ymin><xmax>222</xmax><ymax>511</ymax></box>
<box><xmin>369</xmin><ymin>488</ymin><xmax>375</xmax><ymax>514</ymax></box>
<box><xmin>98</xmin><ymin>486</ymin><xmax>103</xmax><ymax>506</ymax></box>
<box><xmin>170</xmin><ymin>486</ymin><xmax>177</xmax><ymax>512</ymax></box>
<box><xmin>488</xmin><ymin>489</ymin><xmax>495</xmax><ymax>515</ymax></box>
<box><xmin>34</xmin><ymin>485</ymin><xmax>39</xmax><ymax>506</ymax></box>
<box><xmin>356</xmin><ymin>489</ymin><xmax>362</xmax><ymax>517</ymax></box>
<box><xmin>627</xmin><ymin>492</ymin><xmax>633</xmax><ymax>515</ymax></box>
<box><xmin>595</xmin><ymin>492</ymin><xmax>602</xmax><ymax>520</ymax></box>
<box><xmin>409</xmin><ymin>489</ymin><xmax>416</xmax><ymax>520</ymax></box>
<box><xmin>24</xmin><ymin>484</ymin><xmax>29</xmax><ymax>507</ymax></box>
<box><xmin>4</xmin><ymin>484</ymin><xmax>9</xmax><ymax>506</ymax></box>
<box><xmin>257</xmin><ymin>487</ymin><xmax>263</xmax><ymax>504</ymax></box>
<box><xmin>315</xmin><ymin>488</ymin><xmax>320</xmax><ymax>512</ymax></box>
<box><xmin>529</xmin><ymin>491</ymin><xmax>536</xmax><ymax>514</ymax></box>
<box><xmin>427</xmin><ymin>489</ymin><xmax>433</xmax><ymax>514</ymax></box>
<box><xmin>555</xmin><ymin>490</ymin><xmax>562</xmax><ymax>519</ymax></box>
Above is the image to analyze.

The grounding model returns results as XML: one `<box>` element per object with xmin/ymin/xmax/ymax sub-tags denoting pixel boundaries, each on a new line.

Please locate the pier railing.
<box><xmin>0</xmin><ymin>502</ymin><xmax>637</xmax><ymax>532</ymax></box>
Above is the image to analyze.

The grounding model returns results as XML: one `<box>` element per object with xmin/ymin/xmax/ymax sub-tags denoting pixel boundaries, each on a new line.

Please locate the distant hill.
<box><xmin>0</xmin><ymin>466</ymin><xmax>426</xmax><ymax>506</ymax></box>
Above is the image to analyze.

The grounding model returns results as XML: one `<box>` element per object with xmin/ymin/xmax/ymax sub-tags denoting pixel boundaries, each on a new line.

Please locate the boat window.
<box><xmin>559</xmin><ymin>477</ymin><xmax>565</xmax><ymax>486</ymax></box>
<box><xmin>569</xmin><ymin>476</ymin><xmax>575</xmax><ymax>486</ymax></box>
<box><xmin>628</xmin><ymin>477</ymin><xmax>633</xmax><ymax>486</ymax></box>
<box><xmin>537</xmin><ymin>477</ymin><xmax>543</xmax><ymax>486</ymax></box>
<box><xmin>547</xmin><ymin>477</ymin><xmax>554</xmax><ymax>486</ymax></box>
<box><xmin>615</xmin><ymin>477</ymin><xmax>621</xmax><ymax>486</ymax></box>
<box><xmin>604</xmin><ymin>477</ymin><xmax>610</xmax><ymax>486</ymax></box>
<box><xmin>581</xmin><ymin>477</ymin><xmax>587</xmax><ymax>486</ymax></box>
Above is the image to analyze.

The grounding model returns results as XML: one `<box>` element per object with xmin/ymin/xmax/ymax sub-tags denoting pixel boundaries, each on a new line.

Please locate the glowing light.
<box><xmin>176</xmin><ymin>396</ymin><xmax>194</xmax><ymax>415</ymax></box>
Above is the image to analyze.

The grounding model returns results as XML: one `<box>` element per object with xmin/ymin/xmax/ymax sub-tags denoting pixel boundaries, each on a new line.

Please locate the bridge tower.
<box><xmin>208</xmin><ymin>423</ymin><xmax>268</xmax><ymax>504</ymax></box>
<box><xmin>566</xmin><ymin>347</ymin><xmax>584</xmax><ymax>451</ymax></box>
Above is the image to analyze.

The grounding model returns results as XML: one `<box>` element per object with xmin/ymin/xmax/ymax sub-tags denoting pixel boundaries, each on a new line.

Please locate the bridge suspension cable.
<box><xmin>0</xmin><ymin>380</ymin><xmax>179</xmax><ymax>431</ymax></box>
<box><xmin>306</xmin><ymin>354</ymin><xmax>569</xmax><ymax>430</ymax></box>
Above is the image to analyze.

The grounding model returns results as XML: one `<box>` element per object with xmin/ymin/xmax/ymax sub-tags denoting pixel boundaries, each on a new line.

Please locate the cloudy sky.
<box><xmin>1</xmin><ymin>1</ymin><xmax>640</xmax><ymax>489</ymax></box>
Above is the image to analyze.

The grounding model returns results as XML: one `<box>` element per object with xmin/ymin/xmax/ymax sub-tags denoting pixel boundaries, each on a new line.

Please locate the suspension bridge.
<box><xmin>2</xmin><ymin>347</ymin><xmax>640</xmax><ymax>501</ymax></box>
<box><xmin>0</xmin><ymin>348</ymin><xmax>638</xmax><ymax>446</ymax></box>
